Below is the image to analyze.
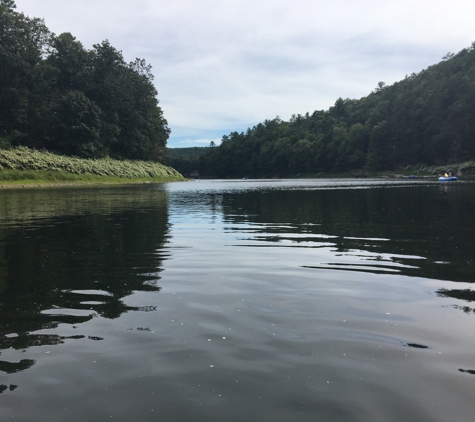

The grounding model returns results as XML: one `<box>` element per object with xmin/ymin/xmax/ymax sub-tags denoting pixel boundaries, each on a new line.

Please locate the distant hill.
<box><xmin>165</xmin><ymin>147</ymin><xmax>210</xmax><ymax>176</ymax></box>
<box><xmin>166</xmin><ymin>147</ymin><xmax>211</xmax><ymax>159</ymax></box>
<box><xmin>199</xmin><ymin>42</ymin><xmax>475</xmax><ymax>178</ymax></box>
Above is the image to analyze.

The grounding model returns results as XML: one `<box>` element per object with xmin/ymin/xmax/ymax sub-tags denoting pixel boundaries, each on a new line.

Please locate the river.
<box><xmin>0</xmin><ymin>179</ymin><xmax>474</xmax><ymax>421</ymax></box>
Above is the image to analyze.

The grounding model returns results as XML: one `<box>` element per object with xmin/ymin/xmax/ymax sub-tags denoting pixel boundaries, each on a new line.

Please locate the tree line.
<box><xmin>198</xmin><ymin>42</ymin><xmax>475</xmax><ymax>177</ymax></box>
<box><xmin>0</xmin><ymin>0</ymin><xmax>169</xmax><ymax>161</ymax></box>
<box><xmin>165</xmin><ymin>146</ymin><xmax>211</xmax><ymax>176</ymax></box>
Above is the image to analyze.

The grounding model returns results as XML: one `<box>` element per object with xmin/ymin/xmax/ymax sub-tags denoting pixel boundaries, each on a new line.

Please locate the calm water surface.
<box><xmin>0</xmin><ymin>179</ymin><xmax>474</xmax><ymax>421</ymax></box>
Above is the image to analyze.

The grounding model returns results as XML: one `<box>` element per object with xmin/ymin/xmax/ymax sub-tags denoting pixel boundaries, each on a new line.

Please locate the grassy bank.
<box><xmin>0</xmin><ymin>147</ymin><xmax>185</xmax><ymax>185</ymax></box>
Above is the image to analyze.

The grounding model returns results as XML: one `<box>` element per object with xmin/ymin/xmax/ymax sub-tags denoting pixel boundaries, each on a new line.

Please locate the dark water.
<box><xmin>0</xmin><ymin>179</ymin><xmax>474</xmax><ymax>421</ymax></box>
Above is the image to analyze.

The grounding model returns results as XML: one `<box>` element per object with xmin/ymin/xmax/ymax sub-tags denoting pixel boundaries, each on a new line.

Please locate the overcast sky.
<box><xmin>15</xmin><ymin>0</ymin><xmax>475</xmax><ymax>148</ymax></box>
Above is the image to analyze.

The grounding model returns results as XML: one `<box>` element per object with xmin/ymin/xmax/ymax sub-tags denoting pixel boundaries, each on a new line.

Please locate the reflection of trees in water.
<box><xmin>0</xmin><ymin>384</ymin><xmax>18</xmax><ymax>394</ymax></box>
<box><xmin>437</xmin><ymin>288</ymin><xmax>475</xmax><ymax>302</ymax></box>
<box><xmin>0</xmin><ymin>359</ymin><xmax>36</xmax><ymax>374</ymax></box>
<box><xmin>438</xmin><ymin>288</ymin><xmax>475</xmax><ymax>315</ymax></box>
<box><xmin>453</xmin><ymin>305</ymin><xmax>475</xmax><ymax>315</ymax></box>
<box><xmin>213</xmin><ymin>185</ymin><xmax>475</xmax><ymax>318</ymax></box>
<box><xmin>0</xmin><ymin>186</ymin><xmax>169</xmax><ymax>371</ymax></box>
<box><xmin>0</xmin><ymin>185</ymin><xmax>166</xmax><ymax>223</ymax></box>
<box><xmin>217</xmin><ymin>187</ymin><xmax>475</xmax><ymax>282</ymax></box>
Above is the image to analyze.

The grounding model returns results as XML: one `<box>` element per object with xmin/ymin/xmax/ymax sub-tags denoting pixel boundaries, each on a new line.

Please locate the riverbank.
<box><xmin>0</xmin><ymin>172</ymin><xmax>184</xmax><ymax>188</ymax></box>
<box><xmin>0</xmin><ymin>147</ymin><xmax>185</xmax><ymax>187</ymax></box>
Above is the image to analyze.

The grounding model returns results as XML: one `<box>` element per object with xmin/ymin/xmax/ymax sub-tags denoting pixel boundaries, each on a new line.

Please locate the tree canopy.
<box><xmin>0</xmin><ymin>1</ymin><xmax>169</xmax><ymax>161</ymax></box>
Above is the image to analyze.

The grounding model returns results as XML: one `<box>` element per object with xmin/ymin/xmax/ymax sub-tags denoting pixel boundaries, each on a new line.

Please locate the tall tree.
<box><xmin>0</xmin><ymin>4</ymin><xmax>50</xmax><ymax>137</ymax></box>
<box><xmin>47</xmin><ymin>32</ymin><xmax>92</xmax><ymax>93</ymax></box>
<box><xmin>51</xmin><ymin>90</ymin><xmax>103</xmax><ymax>157</ymax></box>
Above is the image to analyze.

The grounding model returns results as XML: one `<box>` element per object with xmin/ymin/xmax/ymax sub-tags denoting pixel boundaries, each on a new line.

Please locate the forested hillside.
<box><xmin>165</xmin><ymin>147</ymin><xmax>210</xmax><ymax>176</ymax></box>
<box><xmin>0</xmin><ymin>0</ymin><xmax>169</xmax><ymax>161</ymax></box>
<box><xmin>200</xmin><ymin>43</ymin><xmax>475</xmax><ymax>177</ymax></box>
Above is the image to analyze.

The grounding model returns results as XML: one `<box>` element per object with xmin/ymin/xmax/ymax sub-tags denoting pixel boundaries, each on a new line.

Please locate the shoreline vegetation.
<box><xmin>1</xmin><ymin>147</ymin><xmax>473</xmax><ymax>188</ymax></box>
<box><xmin>2</xmin><ymin>146</ymin><xmax>474</xmax><ymax>188</ymax></box>
<box><xmin>166</xmin><ymin>146</ymin><xmax>475</xmax><ymax>180</ymax></box>
<box><xmin>0</xmin><ymin>147</ymin><xmax>185</xmax><ymax>187</ymax></box>
<box><xmin>1</xmin><ymin>1</ymin><xmax>179</xmax><ymax>188</ymax></box>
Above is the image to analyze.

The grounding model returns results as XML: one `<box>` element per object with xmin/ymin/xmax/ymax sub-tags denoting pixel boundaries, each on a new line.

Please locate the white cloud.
<box><xmin>175</xmin><ymin>137</ymin><xmax>222</xmax><ymax>148</ymax></box>
<box><xmin>15</xmin><ymin>0</ymin><xmax>475</xmax><ymax>147</ymax></box>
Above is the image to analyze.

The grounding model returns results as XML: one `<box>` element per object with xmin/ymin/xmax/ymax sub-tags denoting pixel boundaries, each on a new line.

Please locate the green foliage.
<box><xmin>0</xmin><ymin>5</ymin><xmax>51</xmax><ymax>136</ymax></box>
<box><xmin>165</xmin><ymin>147</ymin><xmax>210</xmax><ymax>176</ymax></box>
<box><xmin>0</xmin><ymin>135</ymin><xmax>12</xmax><ymax>149</ymax></box>
<box><xmin>0</xmin><ymin>5</ymin><xmax>169</xmax><ymax>162</ymax></box>
<box><xmin>0</xmin><ymin>147</ymin><xmax>184</xmax><ymax>180</ymax></box>
<box><xmin>46</xmin><ymin>32</ymin><xmax>93</xmax><ymax>93</ymax></box>
<box><xmin>52</xmin><ymin>91</ymin><xmax>104</xmax><ymax>158</ymax></box>
<box><xmin>200</xmin><ymin>43</ymin><xmax>475</xmax><ymax>177</ymax></box>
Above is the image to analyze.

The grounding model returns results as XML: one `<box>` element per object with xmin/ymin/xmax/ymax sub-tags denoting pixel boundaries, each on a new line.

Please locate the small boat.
<box><xmin>438</xmin><ymin>176</ymin><xmax>458</xmax><ymax>181</ymax></box>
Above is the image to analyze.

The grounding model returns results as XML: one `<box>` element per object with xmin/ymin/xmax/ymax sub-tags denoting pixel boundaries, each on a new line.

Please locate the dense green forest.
<box><xmin>165</xmin><ymin>146</ymin><xmax>210</xmax><ymax>176</ymax></box>
<box><xmin>198</xmin><ymin>43</ymin><xmax>475</xmax><ymax>178</ymax></box>
<box><xmin>0</xmin><ymin>0</ymin><xmax>169</xmax><ymax>161</ymax></box>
